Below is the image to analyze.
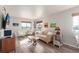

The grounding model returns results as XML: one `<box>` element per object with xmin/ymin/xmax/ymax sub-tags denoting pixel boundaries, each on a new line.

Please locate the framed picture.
<box><xmin>13</xmin><ymin>23</ymin><xmax>19</xmax><ymax>26</ymax></box>
<box><xmin>50</xmin><ymin>23</ymin><xmax>56</xmax><ymax>28</ymax></box>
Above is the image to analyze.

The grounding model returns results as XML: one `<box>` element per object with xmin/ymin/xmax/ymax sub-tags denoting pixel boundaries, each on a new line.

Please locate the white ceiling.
<box><xmin>0</xmin><ymin>5</ymin><xmax>77</xmax><ymax>19</ymax></box>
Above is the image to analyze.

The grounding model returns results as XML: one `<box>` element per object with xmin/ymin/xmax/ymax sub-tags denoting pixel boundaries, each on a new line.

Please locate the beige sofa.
<box><xmin>40</xmin><ymin>34</ymin><xmax>52</xmax><ymax>44</ymax></box>
<box><xmin>36</xmin><ymin>31</ymin><xmax>53</xmax><ymax>44</ymax></box>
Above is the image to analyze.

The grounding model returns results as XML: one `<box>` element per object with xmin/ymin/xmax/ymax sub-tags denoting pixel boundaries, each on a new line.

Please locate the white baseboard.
<box><xmin>63</xmin><ymin>42</ymin><xmax>78</xmax><ymax>48</ymax></box>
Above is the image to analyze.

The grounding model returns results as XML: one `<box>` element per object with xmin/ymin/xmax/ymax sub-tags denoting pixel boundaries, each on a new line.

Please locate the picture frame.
<box><xmin>50</xmin><ymin>23</ymin><xmax>56</xmax><ymax>28</ymax></box>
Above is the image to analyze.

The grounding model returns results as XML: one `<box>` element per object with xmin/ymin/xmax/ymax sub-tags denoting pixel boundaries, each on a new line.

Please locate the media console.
<box><xmin>0</xmin><ymin>35</ymin><xmax>16</xmax><ymax>53</ymax></box>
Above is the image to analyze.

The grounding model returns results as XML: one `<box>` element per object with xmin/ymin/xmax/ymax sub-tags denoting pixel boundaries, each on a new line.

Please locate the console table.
<box><xmin>0</xmin><ymin>36</ymin><xmax>16</xmax><ymax>53</ymax></box>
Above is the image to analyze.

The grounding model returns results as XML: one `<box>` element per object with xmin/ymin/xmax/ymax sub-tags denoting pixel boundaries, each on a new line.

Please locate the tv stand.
<box><xmin>0</xmin><ymin>35</ymin><xmax>16</xmax><ymax>53</ymax></box>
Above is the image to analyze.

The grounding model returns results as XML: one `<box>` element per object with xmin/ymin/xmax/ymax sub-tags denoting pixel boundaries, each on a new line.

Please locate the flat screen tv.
<box><xmin>4</xmin><ymin>29</ymin><xmax>12</xmax><ymax>37</ymax></box>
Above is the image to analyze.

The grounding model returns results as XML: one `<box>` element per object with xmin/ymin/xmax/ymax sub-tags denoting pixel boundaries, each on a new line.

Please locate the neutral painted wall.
<box><xmin>0</xmin><ymin>11</ymin><xmax>3</xmax><ymax>29</ymax></box>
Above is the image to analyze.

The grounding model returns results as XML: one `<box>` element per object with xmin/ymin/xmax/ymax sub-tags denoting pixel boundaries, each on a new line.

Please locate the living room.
<box><xmin>0</xmin><ymin>5</ymin><xmax>79</xmax><ymax>53</ymax></box>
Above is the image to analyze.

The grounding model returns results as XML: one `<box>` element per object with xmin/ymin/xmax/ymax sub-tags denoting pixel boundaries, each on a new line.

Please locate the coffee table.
<box><xmin>27</xmin><ymin>36</ymin><xmax>40</xmax><ymax>46</ymax></box>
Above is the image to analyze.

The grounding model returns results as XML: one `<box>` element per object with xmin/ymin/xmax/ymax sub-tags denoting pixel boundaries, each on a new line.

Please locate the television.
<box><xmin>4</xmin><ymin>29</ymin><xmax>12</xmax><ymax>37</ymax></box>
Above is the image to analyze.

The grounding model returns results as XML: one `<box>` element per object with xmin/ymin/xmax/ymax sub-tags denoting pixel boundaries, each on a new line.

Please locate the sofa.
<box><xmin>35</xmin><ymin>31</ymin><xmax>53</xmax><ymax>44</ymax></box>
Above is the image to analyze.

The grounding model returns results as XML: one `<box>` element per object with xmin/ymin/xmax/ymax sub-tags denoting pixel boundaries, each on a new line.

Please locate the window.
<box><xmin>21</xmin><ymin>22</ymin><xmax>32</xmax><ymax>29</ymax></box>
<box><xmin>36</xmin><ymin>21</ymin><xmax>43</xmax><ymax>31</ymax></box>
<box><xmin>73</xmin><ymin>16</ymin><xmax>79</xmax><ymax>33</ymax></box>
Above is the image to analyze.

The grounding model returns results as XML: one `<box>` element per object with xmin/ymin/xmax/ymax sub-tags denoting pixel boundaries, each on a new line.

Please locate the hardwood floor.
<box><xmin>15</xmin><ymin>36</ymin><xmax>79</xmax><ymax>53</ymax></box>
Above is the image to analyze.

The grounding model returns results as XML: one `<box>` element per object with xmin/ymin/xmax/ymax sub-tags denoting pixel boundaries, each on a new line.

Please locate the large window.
<box><xmin>73</xmin><ymin>16</ymin><xmax>79</xmax><ymax>33</ymax></box>
<box><xmin>21</xmin><ymin>22</ymin><xmax>32</xmax><ymax>29</ymax></box>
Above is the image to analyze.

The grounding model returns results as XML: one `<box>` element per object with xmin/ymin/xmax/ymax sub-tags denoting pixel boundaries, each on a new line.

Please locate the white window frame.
<box><xmin>21</xmin><ymin>22</ymin><xmax>32</xmax><ymax>29</ymax></box>
<box><xmin>73</xmin><ymin>16</ymin><xmax>79</xmax><ymax>33</ymax></box>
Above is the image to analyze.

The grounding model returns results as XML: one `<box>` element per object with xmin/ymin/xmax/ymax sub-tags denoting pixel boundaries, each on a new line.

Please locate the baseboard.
<box><xmin>63</xmin><ymin>43</ymin><xmax>79</xmax><ymax>51</ymax></box>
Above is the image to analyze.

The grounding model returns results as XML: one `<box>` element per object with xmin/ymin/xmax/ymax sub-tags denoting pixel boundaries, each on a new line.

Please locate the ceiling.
<box><xmin>0</xmin><ymin>5</ymin><xmax>77</xmax><ymax>19</ymax></box>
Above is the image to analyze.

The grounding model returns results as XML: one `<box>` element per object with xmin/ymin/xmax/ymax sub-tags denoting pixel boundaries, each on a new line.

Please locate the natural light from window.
<box><xmin>21</xmin><ymin>22</ymin><xmax>32</xmax><ymax>29</ymax></box>
<box><xmin>73</xmin><ymin>16</ymin><xmax>79</xmax><ymax>33</ymax></box>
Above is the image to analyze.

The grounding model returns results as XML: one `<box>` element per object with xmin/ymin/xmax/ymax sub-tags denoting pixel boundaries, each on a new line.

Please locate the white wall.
<box><xmin>39</xmin><ymin>6</ymin><xmax>79</xmax><ymax>48</ymax></box>
<box><xmin>0</xmin><ymin>12</ymin><xmax>3</xmax><ymax>29</ymax></box>
<box><xmin>0</xmin><ymin>19</ymin><xmax>2</xmax><ymax>29</ymax></box>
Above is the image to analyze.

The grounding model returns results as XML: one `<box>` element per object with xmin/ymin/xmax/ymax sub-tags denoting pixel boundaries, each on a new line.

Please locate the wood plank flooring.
<box><xmin>15</xmin><ymin>37</ymin><xmax>79</xmax><ymax>53</ymax></box>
